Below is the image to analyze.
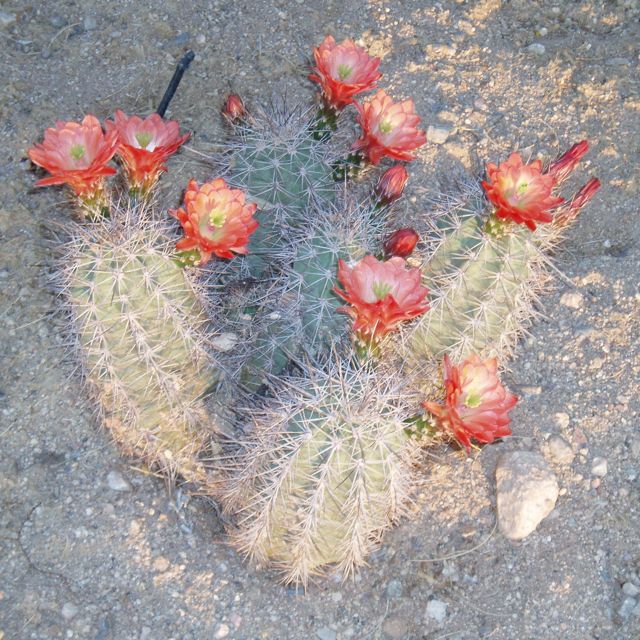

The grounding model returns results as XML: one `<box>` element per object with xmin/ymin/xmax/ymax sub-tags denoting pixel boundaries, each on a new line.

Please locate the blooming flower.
<box><xmin>546</xmin><ymin>140</ymin><xmax>589</xmax><ymax>184</ymax></box>
<box><xmin>105</xmin><ymin>110</ymin><xmax>189</xmax><ymax>193</ymax></box>
<box><xmin>222</xmin><ymin>94</ymin><xmax>247</xmax><ymax>123</ymax></box>
<box><xmin>481</xmin><ymin>152</ymin><xmax>564</xmax><ymax>231</ymax></box>
<box><xmin>334</xmin><ymin>255</ymin><xmax>429</xmax><ymax>343</ymax></box>
<box><xmin>309</xmin><ymin>35</ymin><xmax>382</xmax><ymax>111</ymax></box>
<box><xmin>375</xmin><ymin>165</ymin><xmax>409</xmax><ymax>205</ymax></box>
<box><xmin>383</xmin><ymin>228</ymin><xmax>419</xmax><ymax>258</ymax></box>
<box><xmin>423</xmin><ymin>354</ymin><xmax>517</xmax><ymax>453</ymax></box>
<box><xmin>171</xmin><ymin>178</ymin><xmax>258</xmax><ymax>265</ymax></box>
<box><xmin>28</xmin><ymin>114</ymin><xmax>118</xmax><ymax>198</ymax></box>
<box><xmin>352</xmin><ymin>90</ymin><xmax>426</xmax><ymax>164</ymax></box>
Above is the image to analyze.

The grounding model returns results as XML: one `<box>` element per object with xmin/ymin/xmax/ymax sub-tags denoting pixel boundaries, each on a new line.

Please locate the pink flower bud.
<box><xmin>383</xmin><ymin>228</ymin><xmax>419</xmax><ymax>258</ymax></box>
<box><xmin>222</xmin><ymin>94</ymin><xmax>246</xmax><ymax>122</ymax></box>
<box><xmin>375</xmin><ymin>165</ymin><xmax>409</xmax><ymax>204</ymax></box>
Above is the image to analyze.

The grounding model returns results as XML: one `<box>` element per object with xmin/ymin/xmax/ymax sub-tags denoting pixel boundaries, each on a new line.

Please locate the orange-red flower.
<box><xmin>105</xmin><ymin>110</ymin><xmax>189</xmax><ymax>193</ymax></box>
<box><xmin>28</xmin><ymin>115</ymin><xmax>118</xmax><ymax>197</ymax></box>
<box><xmin>546</xmin><ymin>140</ymin><xmax>589</xmax><ymax>184</ymax></box>
<box><xmin>171</xmin><ymin>178</ymin><xmax>258</xmax><ymax>265</ymax></box>
<box><xmin>309</xmin><ymin>35</ymin><xmax>382</xmax><ymax>110</ymax></box>
<box><xmin>383</xmin><ymin>228</ymin><xmax>419</xmax><ymax>258</ymax></box>
<box><xmin>423</xmin><ymin>354</ymin><xmax>517</xmax><ymax>453</ymax></box>
<box><xmin>334</xmin><ymin>255</ymin><xmax>429</xmax><ymax>342</ymax></box>
<box><xmin>375</xmin><ymin>165</ymin><xmax>409</xmax><ymax>204</ymax></box>
<box><xmin>481</xmin><ymin>152</ymin><xmax>564</xmax><ymax>231</ymax></box>
<box><xmin>352</xmin><ymin>90</ymin><xmax>426</xmax><ymax>164</ymax></box>
<box><xmin>222</xmin><ymin>94</ymin><xmax>247</xmax><ymax>123</ymax></box>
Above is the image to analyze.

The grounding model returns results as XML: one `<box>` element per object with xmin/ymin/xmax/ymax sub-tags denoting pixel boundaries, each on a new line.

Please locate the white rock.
<box><xmin>623</xmin><ymin>582</ymin><xmax>640</xmax><ymax>597</ymax></box>
<box><xmin>425</xmin><ymin>599</ymin><xmax>448</xmax><ymax>624</ymax></box>
<box><xmin>107</xmin><ymin>470</ymin><xmax>131</xmax><ymax>492</ymax></box>
<box><xmin>214</xmin><ymin>623</ymin><xmax>230</xmax><ymax>639</ymax></box>
<box><xmin>496</xmin><ymin>451</ymin><xmax>559</xmax><ymax>540</ymax></box>
<box><xmin>544</xmin><ymin>435</ymin><xmax>575</xmax><ymax>465</ymax></box>
<box><xmin>0</xmin><ymin>11</ymin><xmax>17</xmax><ymax>27</ymax></box>
<box><xmin>61</xmin><ymin>602</ymin><xmax>78</xmax><ymax>620</ymax></box>
<box><xmin>211</xmin><ymin>332</ymin><xmax>238</xmax><ymax>352</ymax></box>
<box><xmin>316</xmin><ymin>627</ymin><xmax>337</xmax><ymax>640</ymax></box>
<box><xmin>560</xmin><ymin>292</ymin><xmax>584</xmax><ymax>309</ymax></box>
<box><xmin>619</xmin><ymin>597</ymin><xmax>637</xmax><ymax>619</ymax></box>
<box><xmin>591</xmin><ymin>457</ymin><xmax>608</xmax><ymax>477</ymax></box>
<box><xmin>527</xmin><ymin>43</ymin><xmax>546</xmax><ymax>55</ymax></box>
<box><xmin>427</xmin><ymin>125</ymin><xmax>451</xmax><ymax>145</ymax></box>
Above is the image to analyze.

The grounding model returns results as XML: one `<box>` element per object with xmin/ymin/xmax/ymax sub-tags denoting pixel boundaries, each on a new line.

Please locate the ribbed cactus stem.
<box><xmin>62</xmin><ymin>205</ymin><xmax>220</xmax><ymax>485</ymax></box>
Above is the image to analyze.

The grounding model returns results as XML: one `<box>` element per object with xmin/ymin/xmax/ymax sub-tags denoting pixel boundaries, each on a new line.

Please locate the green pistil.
<box><xmin>208</xmin><ymin>209</ymin><xmax>226</xmax><ymax>227</ymax></box>
<box><xmin>337</xmin><ymin>64</ymin><xmax>352</xmax><ymax>80</ymax></box>
<box><xmin>135</xmin><ymin>131</ymin><xmax>153</xmax><ymax>149</ymax></box>
<box><xmin>70</xmin><ymin>144</ymin><xmax>85</xmax><ymax>160</ymax></box>
<box><xmin>372</xmin><ymin>281</ymin><xmax>392</xmax><ymax>300</ymax></box>
<box><xmin>464</xmin><ymin>393</ymin><xmax>482</xmax><ymax>409</ymax></box>
<box><xmin>379</xmin><ymin>120</ymin><xmax>393</xmax><ymax>134</ymax></box>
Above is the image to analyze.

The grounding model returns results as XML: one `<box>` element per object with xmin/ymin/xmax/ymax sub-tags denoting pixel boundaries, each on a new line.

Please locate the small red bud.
<box><xmin>375</xmin><ymin>165</ymin><xmax>409</xmax><ymax>204</ymax></box>
<box><xmin>545</xmin><ymin>140</ymin><xmax>589</xmax><ymax>183</ymax></box>
<box><xmin>222</xmin><ymin>94</ymin><xmax>246</xmax><ymax>123</ymax></box>
<box><xmin>383</xmin><ymin>228</ymin><xmax>419</xmax><ymax>258</ymax></box>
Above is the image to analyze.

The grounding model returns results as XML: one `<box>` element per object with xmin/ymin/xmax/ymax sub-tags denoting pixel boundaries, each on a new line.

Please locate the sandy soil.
<box><xmin>1</xmin><ymin>1</ymin><xmax>639</xmax><ymax>639</ymax></box>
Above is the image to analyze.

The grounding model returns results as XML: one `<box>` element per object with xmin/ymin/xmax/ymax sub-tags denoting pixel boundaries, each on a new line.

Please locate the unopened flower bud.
<box><xmin>383</xmin><ymin>228</ymin><xmax>419</xmax><ymax>258</ymax></box>
<box><xmin>222</xmin><ymin>94</ymin><xmax>246</xmax><ymax>123</ymax></box>
<box><xmin>375</xmin><ymin>165</ymin><xmax>409</xmax><ymax>204</ymax></box>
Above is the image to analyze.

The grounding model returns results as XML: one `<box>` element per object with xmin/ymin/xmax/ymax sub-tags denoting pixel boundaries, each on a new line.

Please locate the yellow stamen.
<box><xmin>70</xmin><ymin>144</ymin><xmax>85</xmax><ymax>160</ymax></box>
<box><xmin>135</xmin><ymin>131</ymin><xmax>153</xmax><ymax>149</ymax></box>
<box><xmin>372</xmin><ymin>281</ymin><xmax>392</xmax><ymax>300</ymax></box>
<box><xmin>337</xmin><ymin>64</ymin><xmax>352</xmax><ymax>81</ymax></box>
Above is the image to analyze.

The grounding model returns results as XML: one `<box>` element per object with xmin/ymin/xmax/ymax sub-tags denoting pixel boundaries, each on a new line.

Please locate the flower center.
<box><xmin>464</xmin><ymin>393</ymin><xmax>482</xmax><ymax>409</ymax></box>
<box><xmin>379</xmin><ymin>120</ymin><xmax>393</xmax><ymax>135</ymax></box>
<box><xmin>208</xmin><ymin>208</ymin><xmax>227</xmax><ymax>228</ymax></box>
<box><xmin>337</xmin><ymin>64</ymin><xmax>353</xmax><ymax>81</ymax></box>
<box><xmin>135</xmin><ymin>131</ymin><xmax>154</xmax><ymax>149</ymax></box>
<box><xmin>372</xmin><ymin>280</ymin><xmax>393</xmax><ymax>300</ymax></box>
<box><xmin>70</xmin><ymin>144</ymin><xmax>85</xmax><ymax>160</ymax></box>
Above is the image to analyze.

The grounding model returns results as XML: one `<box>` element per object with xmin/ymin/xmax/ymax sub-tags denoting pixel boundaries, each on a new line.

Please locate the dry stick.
<box><xmin>156</xmin><ymin>50</ymin><xmax>195</xmax><ymax>117</ymax></box>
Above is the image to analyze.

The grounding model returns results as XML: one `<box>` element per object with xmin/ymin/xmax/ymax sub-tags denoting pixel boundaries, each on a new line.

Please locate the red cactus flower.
<box><xmin>383</xmin><ymin>228</ymin><xmax>419</xmax><ymax>258</ymax></box>
<box><xmin>423</xmin><ymin>354</ymin><xmax>518</xmax><ymax>453</ymax></box>
<box><xmin>375</xmin><ymin>165</ymin><xmax>409</xmax><ymax>204</ymax></box>
<box><xmin>352</xmin><ymin>90</ymin><xmax>426</xmax><ymax>164</ymax></box>
<box><xmin>334</xmin><ymin>255</ymin><xmax>429</xmax><ymax>343</ymax></box>
<box><xmin>309</xmin><ymin>35</ymin><xmax>382</xmax><ymax>111</ymax></box>
<box><xmin>105</xmin><ymin>110</ymin><xmax>189</xmax><ymax>193</ymax></box>
<box><xmin>171</xmin><ymin>178</ymin><xmax>259</xmax><ymax>265</ymax></box>
<box><xmin>222</xmin><ymin>94</ymin><xmax>247</xmax><ymax>123</ymax></box>
<box><xmin>546</xmin><ymin>140</ymin><xmax>589</xmax><ymax>183</ymax></box>
<box><xmin>481</xmin><ymin>152</ymin><xmax>564</xmax><ymax>231</ymax></box>
<box><xmin>28</xmin><ymin>114</ymin><xmax>118</xmax><ymax>198</ymax></box>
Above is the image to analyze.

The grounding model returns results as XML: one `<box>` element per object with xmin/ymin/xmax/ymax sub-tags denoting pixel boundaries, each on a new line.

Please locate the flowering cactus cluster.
<box><xmin>29</xmin><ymin>36</ymin><xmax>601</xmax><ymax>585</ymax></box>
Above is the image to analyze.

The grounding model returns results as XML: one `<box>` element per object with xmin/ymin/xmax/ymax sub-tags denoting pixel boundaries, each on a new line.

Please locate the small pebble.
<box><xmin>591</xmin><ymin>457</ymin><xmax>608</xmax><ymax>477</ymax></box>
<box><xmin>214</xmin><ymin>623</ymin><xmax>230</xmax><ymax>639</ymax></box>
<box><xmin>560</xmin><ymin>292</ymin><xmax>583</xmax><ymax>309</ymax></box>
<box><xmin>526</xmin><ymin>43</ymin><xmax>546</xmax><ymax>55</ymax></box>
<box><xmin>628</xmin><ymin>437</ymin><xmax>640</xmax><ymax>459</ymax></box>
<box><xmin>619</xmin><ymin>597</ymin><xmax>637</xmax><ymax>619</ymax></box>
<box><xmin>49</xmin><ymin>15</ymin><xmax>67</xmax><ymax>28</ymax></box>
<box><xmin>61</xmin><ymin>602</ymin><xmax>78</xmax><ymax>621</ymax></box>
<box><xmin>196</xmin><ymin>33</ymin><xmax>206</xmax><ymax>45</ymax></box>
<box><xmin>623</xmin><ymin>582</ymin><xmax>640</xmax><ymax>597</ymax></box>
<box><xmin>211</xmin><ymin>333</ymin><xmax>238</xmax><ymax>352</ymax></box>
<box><xmin>140</xmin><ymin>628</ymin><xmax>152</xmax><ymax>640</ymax></box>
<box><xmin>545</xmin><ymin>435</ymin><xmax>575</xmax><ymax>465</ymax></box>
<box><xmin>381</xmin><ymin>617</ymin><xmax>408</xmax><ymax>639</ymax></box>
<box><xmin>107</xmin><ymin>470</ymin><xmax>131</xmax><ymax>492</ymax></box>
<box><xmin>83</xmin><ymin>15</ymin><xmax>97</xmax><ymax>31</ymax></box>
<box><xmin>316</xmin><ymin>627</ymin><xmax>336</xmax><ymax>640</ymax></box>
<box><xmin>153</xmin><ymin>556</ymin><xmax>170</xmax><ymax>572</ymax></box>
<box><xmin>427</xmin><ymin>125</ymin><xmax>451</xmax><ymax>145</ymax></box>
<box><xmin>386</xmin><ymin>579</ymin><xmax>403</xmax><ymax>599</ymax></box>
<box><xmin>425</xmin><ymin>599</ymin><xmax>448</xmax><ymax>624</ymax></box>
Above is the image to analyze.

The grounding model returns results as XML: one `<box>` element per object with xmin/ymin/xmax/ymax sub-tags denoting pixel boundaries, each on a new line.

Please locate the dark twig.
<box><xmin>156</xmin><ymin>50</ymin><xmax>195</xmax><ymax>117</ymax></box>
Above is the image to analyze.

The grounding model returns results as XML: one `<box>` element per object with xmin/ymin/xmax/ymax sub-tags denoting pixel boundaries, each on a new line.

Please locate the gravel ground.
<box><xmin>1</xmin><ymin>1</ymin><xmax>640</xmax><ymax>639</ymax></box>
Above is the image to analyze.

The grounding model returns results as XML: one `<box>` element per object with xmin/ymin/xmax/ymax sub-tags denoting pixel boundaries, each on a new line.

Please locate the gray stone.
<box><xmin>382</xmin><ymin>617</ymin><xmax>407</xmax><ymax>639</ymax></box>
<box><xmin>386</xmin><ymin>579</ymin><xmax>403</xmax><ymax>599</ymax></box>
<box><xmin>619</xmin><ymin>596</ymin><xmax>637</xmax><ymax>619</ymax></box>
<box><xmin>526</xmin><ymin>43</ymin><xmax>546</xmax><ymax>55</ymax></box>
<box><xmin>107</xmin><ymin>470</ymin><xmax>131</xmax><ymax>492</ymax></box>
<box><xmin>623</xmin><ymin>582</ymin><xmax>640</xmax><ymax>597</ymax></box>
<box><xmin>140</xmin><ymin>628</ymin><xmax>152</xmax><ymax>640</ymax></box>
<box><xmin>545</xmin><ymin>435</ymin><xmax>575</xmax><ymax>465</ymax></box>
<box><xmin>316</xmin><ymin>627</ymin><xmax>337</xmax><ymax>640</ymax></box>
<box><xmin>591</xmin><ymin>457</ymin><xmax>608</xmax><ymax>477</ymax></box>
<box><xmin>83</xmin><ymin>15</ymin><xmax>97</xmax><ymax>30</ymax></box>
<box><xmin>61</xmin><ymin>602</ymin><xmax>78</xmax><ymax>620</ymax></box>
<box><xmin>427</xmin><ymin>125</ymin><xmax>451</xmax><ymax>144</ymax></box>
<box><xmin>496</xmin><ymin>451</ymin><xmax>559</xmax><ymax>540</ymax></box>
<box><xmin>0</xmin><ymin>11</ymin><xmax>17</xmax><ymax>28</ymax></box>
<box><xmin>560</xmin><ymin>292</ymin><xmax>584</xmax><ymax>309</ymax></box>
<box><xmin>628</xmin><ymin>437</ymin><xmax>640</xmax><ymax>459</ymax></box>
<box><xmin>425</xmin><ymin>599</ymin><xmax>448</xmax><ymax>624</ymax></box>
<box><xmin>49</xmin><ymin>15</ymin><xmax>67</xmax><ymax>28</ymax></box>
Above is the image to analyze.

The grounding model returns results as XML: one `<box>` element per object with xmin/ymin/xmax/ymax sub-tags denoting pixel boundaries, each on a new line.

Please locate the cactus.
<box><xmin>220</xmin><ymin>358</ymin><xmax>418</xmax><ymax>584</ymax></box>
<box><xmin>59</xmin><ymin>203</ymin><xmax>221</xmax><ymax>485</ymax></box>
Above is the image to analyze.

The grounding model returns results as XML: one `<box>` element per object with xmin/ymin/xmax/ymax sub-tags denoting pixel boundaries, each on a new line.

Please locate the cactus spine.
<box><xmin>61</xmin><ymin>204</ymin><xmax>220</xmax><ymax>485</ymax></box>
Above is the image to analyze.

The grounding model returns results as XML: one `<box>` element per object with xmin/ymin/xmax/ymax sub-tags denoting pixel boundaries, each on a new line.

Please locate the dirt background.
<box><xmin>1</xmin><ymin>1</ymin><xmax>640</xmax><ymax>639</ymax></box>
